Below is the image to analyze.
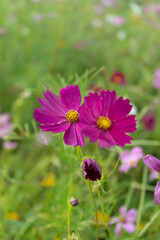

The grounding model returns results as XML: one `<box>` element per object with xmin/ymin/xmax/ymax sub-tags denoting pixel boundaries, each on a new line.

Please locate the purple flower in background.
<box><xmin>109</xmin><ymin>206</ymin><xmax>137</xmax><ymax>237</ymax></box>
<box><xmin>79</xmin><ymin>89</ymin><xmax>136</xmax><ymax>149</ymax></box>
<box><xmin>149</xmin><ymin>168</ymin><xmax>158</xmax><ymax>181</ymax></box>
<box><xmin>119</xmin><ymin>147</ymin><xmax>143</xmax><ymax>172</ymax></box>
<box><xmin>0</xmin><ymin>28</ymin><xmax>7</xmax><ymax>36</ymax></box>
<box><xmin>141</xmin><ymin>111</ymin><xmax>155</xmax><ymax>131</ymax></box>
<box><xmin>143</xmin><ymin>155</ymin><xmax>160</xmax><ymax>204</ymax></box>
<box><xmin>74</xmin><ymin>40</ymin><xmax>90</xmax><ymax>51</ymax></box>
<box><xmin>33</xmin><ymin>85</ymin><xmax>85</xmax><ymax>147</ymax></box>
<box><xmin>106</xmin><ymin>15</ymin><xmax>126</xmax><ymax>26</ymax></box>
<box><xmin>3</xmin><ymin>141</ymin><xmax>18</xmax><ymax>150</ymax></box>
<box><xmin>82</xmin><ymin>159</ymin><xmax>102</xmax><ymax>181</ymax></box>
<box><xmin>153</xmin><ymin>68</ymin><xmax>160</xmax><ymax>89</ymax></box>
<box><xmin>36</xmin><ymin>132</ymin><xmax>51</xmax><ymax>146</ymax></box>
<box><xmin>33</xmin><ymin>14</ymin><xmax>43</xmax><ymax>22</ymax></box>
<box><xmin>94</xmin><ymin>4</ymin><xmax>104</xmax><ymax>15</ymax></box>
<box><xmin>0</xmin><ymin>110</ymin><xmax>12</xmax><ymax>139</ymax></box>
<box><xmin>101</xmin><ymin>0</ymin><xmax>117</xmax><ymax>7</ymax></box>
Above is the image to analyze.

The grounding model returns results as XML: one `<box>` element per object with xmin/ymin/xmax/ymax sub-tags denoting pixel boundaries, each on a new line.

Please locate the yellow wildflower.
<box><xmin>6</xmin><ymin>212</ymin><xmax>20</xmax><ymax>221</ymax></box>
<box><xmin>138</xmin><ymin>222</ymin><xmax>145</xmax><ymax>231</ymax></box>
<box><xmin>42</xmin><ymin>173</ymin><xmax>56</xmax><ymax>187</ymax></box>
<box><xmin>97</xmin><ymin>211</ymin><xmax>110</xmax><ymax>223</ymax></box>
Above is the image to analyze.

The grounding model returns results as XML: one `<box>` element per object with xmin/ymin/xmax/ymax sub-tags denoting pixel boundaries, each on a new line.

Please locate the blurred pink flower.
<box><xmin>0</xmin><ymin>28</ymin><xmax>7</xmax><ymax>36</ymax></box>
<box><xmin>109</xmin><ymin>206</ymin><xmax>137</xmax><ymax>237</ymax></box>
<box><xmin>119</xmin><ymin>146</ymin><xmax>143</xmax><ymax>172</ymax></box>
<box><xmin>110</xmin><ymin>71</ymin><xmax>127</xmax><ymax>85</ymax></box>
<box><xmin>36</xmin><ymin>132</ymin><xmax>51</xmax><ymax>146</ymax></box>
<box><xmin>141</xmin><ymin>111</ymin><xmax>155</xmax><ymax>131</ymax></box>
<box><xmin>74</xmin><ymin>40</ymin><xmax>90</xmax><ymax>50</ymax></box>
<box><xmin>3</xmin><ymin>141</ymin><xmax>18</xmax><ymax>150</ymax></box>
<box><xmin>143</xmin><ymin>155</ymin><xmax>160</xmax><ymax>204</ymax></box>
<box><xmin>0</xmin><ymin>110</ymin><xmax>12</xmax><ymax>139</ymax></box>
<box><xmin>106</xmin><ymin>15</ymin><xmax>126</xmax><ymax>26</ymax></box>
<box><xmin>153</xmin><ymin>68</ymin><xmax>160</xmax><ymax>89</ymax></box>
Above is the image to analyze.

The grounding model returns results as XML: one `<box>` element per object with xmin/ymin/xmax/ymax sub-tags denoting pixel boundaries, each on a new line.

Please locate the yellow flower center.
<box><xmin>97</xmin><ymin>116</ymin><xmax>111</xmax><ymax>130</ymax></box>
<box><xmin>120</xmin><ymin>216</ymin><xmax>125</xmax><ymax>223</ymax></box>
<box><xmin>114</xmin><ymin>76</ymin><xmax>122</xmax><ymax>83</ymax></box>
<box><xmin>130</xmin><ymin>160</ymin><xmax>136</xmax><ymax>165</ymax></box>
<box><xmin>66</xmin><ymin>110</ymin><xmax>79</xmax><ymax>123</ymax></box>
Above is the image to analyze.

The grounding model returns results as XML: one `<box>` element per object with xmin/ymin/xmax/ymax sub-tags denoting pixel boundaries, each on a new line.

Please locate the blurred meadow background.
<box><xmin>1</xmin><ymin>0</ymin><xmax>160</xmax><ymax>239</ymax></box>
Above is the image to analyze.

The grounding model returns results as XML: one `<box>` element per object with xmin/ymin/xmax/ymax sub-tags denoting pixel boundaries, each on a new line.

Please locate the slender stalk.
<box><xmin>96</xmin><ymin>187</ymin><xmax>104</xmax><ymax>221</ymax></box>
<box><xmin>87</xmin><ymin>181</ymin><xmax>98</xmax><ymax>240</ymax></box>
<box><xmin>107</xmin><ymin>158</ymin><xmax>120</xmax><ymax>180</ymax></box>
<box><xmin>68</xmin><ymin>204</ymin><xmax>72</xmax><ymax>237</ymax></box>
<box><xmin>138</xmin><ymin>209</ymin><xmax>160</xmax><ymax>238</ymax></box>
<box><xmin>136</xmin><ymin>166</ymin><xmax>148</xmax><ymax>232</ymax></box>
<box><xmin>131</xmin><ymin>140</ymin><xmax>160</xmax><ymax>147</ymax></box>
<box><xmin>125</xmin><ymin>184</ymin><xmax>134</xmax><ymax>209</ymax></box>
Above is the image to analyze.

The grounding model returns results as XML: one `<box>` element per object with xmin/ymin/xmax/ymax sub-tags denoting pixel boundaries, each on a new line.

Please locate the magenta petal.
<box><xmin>60</xmin><ymin>85</ymin><xmax>81</xmax><ymax>111</ymax></box>
<box><xmin>115</xmin><ymin>223</ymin><xmax>122</xmax><ymax>237</ymax></box>
<box><xmin>82</xmin><ymin>125</ymin><xmax>100</xmax><ymax>142</ymax></box>
<box><xmin>84</xmin><ymin>92</ymin><xmax>102</xmax><ymax>118</ymax></box>
<box><xmin>108</xmin><ymin>218</ymin><xmax>119</xmax><ymax>225</ymax></box>
<box><xmin>33</xmin><ymin>108</ymin><xmax>66</xmax><ymax>124</ymax></box>
<box><xmin>112</xmin><ymin>115</ymin><xmax>137</xmax><ymax>133</ymax></box>
<box><xmin>125</xmin><ymin>209</ymin><xmax>137</xmax><ymax>223</ymax></box>
<box><xmin>63</xmin><ymin>123</ymin><xmax>84</xmax><ymax>147</ymax></box>
<box><xmin>100</xmin><ymin>89</ymin><xmax>116</xmax><ymax>116</ymax></box>
<box><xmin>39</xmin><ymin>92</ymin><xmax>66</xmax><ymax>117</ymax></box>
<box><xmin>108</xmin><ymin>97</ymin><xmax>132</xmax><ymax>121</ymax></box>
<box><xmin>43</xmin><ymin>89</ymin><xmax>67</xmax><ymax>114</ymax></box>
<box><xmin>108</xmin><ymin>127</ymin><xmax>133</xmax><ymax>147</ymax></box>
<box><xmin>122</xmin><ymin>223</ymin><xmax>136</xmax><ymax>233</ymax></box>
<box><xmin>75</xmin><ymin>122</ymin><xmax>85</xmax><ymax>147</ymax></box>
<box><xmin>143</xmin><ymin>155</ymin><xmax>160</xmax><ymax>172</ymax></box>
<box><xmin>79</xmin><ymin>103</ymin><xmax>97</xmax><ymax>124</ymax></box>
<box><xmin>39</xmin><ymin>121</ymin><xmax>70</xmax><ymax>133</ymax></box>
<box><xmin>154</xmin><ymin>181</ymin><xmax>160</xmax><ymax>205</ymax></box>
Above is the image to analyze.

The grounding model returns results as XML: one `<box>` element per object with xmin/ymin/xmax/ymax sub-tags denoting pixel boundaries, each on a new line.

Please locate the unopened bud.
<box><xmin>70</xmin><ymin>198</ymin><xmax>79</xmax><ymax>207</ymax></box>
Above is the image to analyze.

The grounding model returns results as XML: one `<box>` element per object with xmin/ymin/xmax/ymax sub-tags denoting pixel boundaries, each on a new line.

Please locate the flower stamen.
<box><xmin>66</xmin><ymin>110</ymin><xmax>79</xmax><ymax>123</ymax></box>
<box><xmin>97</xmin><ymin>116</ymin><xmax>111</xmax><ymax>130</ymax></box>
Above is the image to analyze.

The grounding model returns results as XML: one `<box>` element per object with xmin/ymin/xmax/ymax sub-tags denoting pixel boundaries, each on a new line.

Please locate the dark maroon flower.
<box><xmin>141</xmin><ymin>111</ymin><xmax>155</xmax><ymax>131</ymax></box>
<box><xmin>110</xmin><ymin>71</ymin><xmax>127</xmax><ymax>85</ymax></box>
<box><xmin>82</xmin><ymin>158</ymin><xmax>102</xmax><ymax>181</ymax></box>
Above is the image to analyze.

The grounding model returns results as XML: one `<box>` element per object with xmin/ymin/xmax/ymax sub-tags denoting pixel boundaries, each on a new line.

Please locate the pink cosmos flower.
<box><xmin>0</xmin><ymin>110</ymin><xmax>12</xmax><ymax>139</ymax></box>
<box><xmin>33</xmin><ymin>85</ymin><xmax>85</xmax><ymax>147</ymax></box>
<box><xmin>153</xmin><ymin>68</ymin><xmax>160</xmax><ymax>89</ymax></box>
<box><xmin>119</xmin><ymin>146</ymin><xmax>143</xmax><ymax>172</ymax></box>
<box><xmin>106</xmin><ymin>15</ymin><xmax>126</xmax><ymax>26</ymax></box>
<box><xmin>79</xmin><ymin>89</ymin><xmax>136</xmax><ymax>149</ymax></box>
<box><xmin>3</xmin><ymin>141</ymin><xmax>18</xmax><ymax>150</ymax></box>
<box><xmin>141</xmin><ymin>111</ymin><xmax>155</xmax><ymax>131</ymax></box>
<box><xmin>109</xmin><ymin>206</ymin><xmax>137</xmax><ymax>237</ymax></box>
<box><xmin>143</xmin><ymin>155</ymin><xmax>160</xmax><ymax>204</ymax></box>
<box><xmin>110</xmin><ymin>71</ymin><xmax>127</xmax><ymax>85</ymax></box>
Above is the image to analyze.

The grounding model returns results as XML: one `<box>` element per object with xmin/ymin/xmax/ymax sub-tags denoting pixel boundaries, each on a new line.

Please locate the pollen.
<box><xmin>66</xmin><ymin>110</ymin><xmax>79</xmax><ymax>123</ymax></box>
<box><xmin>97</xmin><ymin>116</ymin><xmax>111</xmax><ymax>130</ymax></box>
<box><xmin>120</xmin><ymin>216</ymin><xmax>125</xmax><ymax>223</ymax></box>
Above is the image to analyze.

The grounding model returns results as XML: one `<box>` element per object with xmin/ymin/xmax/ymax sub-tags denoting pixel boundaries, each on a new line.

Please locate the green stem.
<box><xmin>138</xmin><ymin>209</ymin><xmax>160</xmax><ymax>238</ymax></box>
<box><xmin>87</xmin><ymin>181</ymin><xmax>98</xmax><ymax>240</ymax></box>
<box><xmin>68</xmin><ymin>204</ymin><xmax>72</xmax><ymax>237</ymax></box>
<box><xmin>136</xmin><ymin>166</ymin><xmax>148</xmax><ymax>232</ymax></box>
<box><xmin>125</xmin><ymin>184</ymin><xmax>134</xmax><ymax>209</ymax></box>
<box><xmin>106</xmin><ymin>158</ymin><xmax>120</xmax><ymax>180</ymax></box>
<box><xmin>131</xmin><ymin>140</ymin><xmax>160</xmax><ymax>147</ymax></box>
<box><xmin>96</xmin><ymin>187</ymin><xmax>104</xmax><ymax>221</ymax></box>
